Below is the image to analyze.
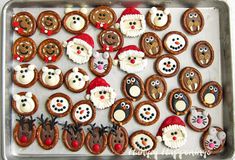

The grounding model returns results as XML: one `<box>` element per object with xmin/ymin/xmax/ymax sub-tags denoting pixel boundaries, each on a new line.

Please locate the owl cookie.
<box><xmin>39</xmin><ymin>65</ymin><xmax>63</xmax><ymax>90</ymax></box>
<box><xmin>168</xmin><ymin>88</ymin><xmax>192</xmax><ymax>115</ymax></box>
<box><xmin>109</xmin><ymin>98</ymin><xmax>133</xmax><ymax>125</ymax></box>
<box><xmin>13</xmin><ymin>64</ymin><xmax>38</xmax><ymax>88</ymax></box>
<box><xmin>12</xmin><ymin>92</ymin><xmax>38</xmax><ymax>116</ymax></box>
<box><xmin>145</xmin><ymin>75</ymin><xmax>167</xmax><ymax>102</ymax></box>
<box><xmin>89</xmin><ymin>6</ymin><xmax>116</xmax><ymax>29</ymax></box>
<box><xmin>140</xmin><ymin>32</ymin><xmax>163</xmax><ymax>58</ymax></box>
<box><xmin>199</xmin><ymin>81</ymin><xmax>223</xmax><ymax>108</ymax></box>
<box><xmin>122</xmin><ymin>74</ymin><xmax>144</xmax><ymax>101</ymax></box>
<box><xmin>179</xmin><ymin>67</ymin><xmax>202</xmax><ymax>93</ymax></box>
<box><xmin>64</xmin><ymin>67</ymin><xmax>89</xmax><ymax>93</ymax></box>
<box><xmin>12</xmin><ymin>11</ymin><xmax>36</xmax><ymax>37</ymax></box>
<box><xmin>12</xmin><ymin>37</ymin><xmax>37</xmax><ymax>62</ymax></box>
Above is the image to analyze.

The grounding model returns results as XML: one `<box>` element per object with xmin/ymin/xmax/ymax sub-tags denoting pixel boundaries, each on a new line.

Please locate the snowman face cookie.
<box><xmin>13</xmin><ymin>64</ymin><xmax>38</xmax><ymax>88</ymax></box>
<box><xmin>12</xmin><ymin>92</ymin><xmax>38</xmax><ymax>116</ymax></box>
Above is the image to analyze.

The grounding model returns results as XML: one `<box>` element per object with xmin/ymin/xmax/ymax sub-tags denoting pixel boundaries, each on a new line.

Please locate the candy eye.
<box><xmin>174</xmin><ymin>94</ymin><xmax>179</xmax><ymax>99</ymax></box>
<box><xmin>214</xmin><ymin>87</ymin><xmax>218</xmax><ymax>92</ymax></box>
<box><xmin>121</xmin><ymin>102</ymin><xmax>125</xmax><ymax>106</ymax></box>
<box><xmin>209</xmin><ymin>86</ymin><xmax>214</xmax><ymax>90</ymax></box>
<box><xmin>145</xmin><ymin>38</ymin><xmax>150</xmax><ymax>43</ymax></box>
<box><xmin>127</xmin><ymin>79</ymin><xmax>131</xmax><ymax>84</ymax></box>
<box><xmin>149</xmin><ymin>36</ymin><xmax>154</xmax><ymax>41</ymax></box>
<box><xmin>204</xmin><ymin>47</ymin><xmax>208</xmax><ymax>52</ymax></box>
<box><xmin>189</xmin><ymin>13</ymin><xmax>194</xmax><ymax>18</ymax></box>
<box><xmin>155</xmin><ymin>80</ymin><xmax>160</xmax><ymax>85</ymax></box>
<box><xmin>125</xmin><ymin>104</ymin><xmax>130</xmax><ymax>109</ymax></box>
<box><xmin>194</xmin><ymin>13</ymin><xmax>198</xmax><ymax>17</ymax></box>
<box><xmin>186</xmin><ymin>73</ymin><xmax>190</xmax><ymax>78</ymax></box>
<box><xmin>131</xmin><ymin>77</ymin><xmax>135</xmax><ymax>82</ymax></box>
<box><xmin>179</xmin><ymin>93</ymin><xmax>183</xmax><ymax>98</ymax></box>
<box><xmin>190</xmin><ymin>72</ymin><xmax>195</xmax><ymax>76</ymax></box>
<box><xmin>199</xmin><ymin>47</ymin><xmax>204</xmax><ymax>52</ymax></box>
<box><xmin>151</xmin><ymin>81</ymin><xmax>155</xmax><ymax>86</ymax></box>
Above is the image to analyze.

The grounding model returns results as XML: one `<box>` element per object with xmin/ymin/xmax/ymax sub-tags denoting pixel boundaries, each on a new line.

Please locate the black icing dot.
<box><xmin>76</xmin><ymin>111</ymin><xmax>79</xmax><ymax>113</ymax></box>
<box><xmin>52</xmin><ymin>105</ymin><xmax>55</xmax><ymax>108</ymax></box>
<box><xmin>79</xmin><ymin>117</ymin><xmax>82</xmax><ymax>120</ymax></box>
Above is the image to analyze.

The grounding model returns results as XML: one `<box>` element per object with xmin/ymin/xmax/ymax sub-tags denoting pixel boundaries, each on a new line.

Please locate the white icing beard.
<box><xmin>151</xmin><ymin>10</ymin><xmax>168</xmax><ymax>27</ymax></box>
<box><xmin>42</xmin><ymin>69</ymin><xmax>60</xmax><ymax>86</ymax></box>
<box><xmin>132</xmin><ymin>134</ymin><xmax>154</xmax><ymax>152</ymax></box>
<box><xmin>166</xmin><ymin>34</ymin><xmax>186</xmax><ymax>52</ymax></box>
<box><xmin>74</xmin><ymin>104</ymin><xmax>92</xmax><ymax>122</ymax></box>
<box><xmin>138</xmin><ymin>104</ymin><xmax>157</xmax><ymax>122</ymax></box>
<box><xmin>68</xmin><ymin>72</ymin><xmax>86</xmax><ymax>90</ymax></box>
<box><xmin>119</xmin><ymin>58</ymin><xmax>147</xmax><ymax>73</ymax></box>
<box><xmin>65</xmin><ymin>14</ymin><xmax>85</xmax><ymax>31</ymax></box>
<box><xmin>189</xmin><ymin>112</ymin><xmax>209</xmax><ymax>129</ymax></box>
<box><xmin>159</xmin><ymin>57</ymin><xmax>177</xmax><ymax>74</ymax></box>
<box><xmin>50</xmin><ymin>97</ymin><xmax>69</xmax><ymax>114</ymax></box>
<box><xmin>15</xmin><ymin>69</ymin><xmax>35</xmax><ymax>84</ymax></box>
<box><xmin>16</xmin><ymin>96</ymin><xmax>35</xmax><ymax>113</ymax></box>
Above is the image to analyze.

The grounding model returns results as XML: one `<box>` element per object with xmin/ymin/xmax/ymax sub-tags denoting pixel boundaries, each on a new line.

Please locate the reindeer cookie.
<box><xmin>13</xmin><ymin>64</ymin><xmax>38</xmax><ymax>88</ymax></box>
<box><xmin>39</xmin><ymin>65</ymin><xmax>63</xmax><ymax>89</ymax></box>
<box><xmin>12</xmin><ymin>92</ymin><xmax>38</xmax><ymax>116</ymax></box>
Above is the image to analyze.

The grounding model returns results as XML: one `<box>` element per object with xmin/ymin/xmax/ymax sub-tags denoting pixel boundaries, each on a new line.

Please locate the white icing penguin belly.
<box><xmin>129</xmin><ymin>86</ymin><xmax>141</xmax><ymax>97</ymax></box>
<box><xmin>204</xmin><ymin>93</ymin><xmax>215</xmax><ymax>104</ymax></box>
<box><xmin>175</xmin><ymin>100</ymin><xmax>186</xmax><ymax>111</ymax></box>
<box><xmin>113</xmin><ymin>109</ymin><xmax>126</xmax><ymax>122</ymax></box>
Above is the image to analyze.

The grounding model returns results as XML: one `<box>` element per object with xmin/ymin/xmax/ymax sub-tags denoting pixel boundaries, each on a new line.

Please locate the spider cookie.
<box><xmin>186</xmin><ymin>107</ymin><xmax>211</xmax><ymax>132</ymax></box>
<box><xmin>193</xmin><ymin>41</ymin><xmax>214</xmax><ymax>68</ymax></box>
<box><xmin>12</xmin><ymin>37</ymin><xmax>37</xmax><ymax>62</ymax></box>
<box><xmin>134</xmin><ymin>101</ymin><xmax>160</xmax><ymax>126</ymax></box>
<box><xmin>146</xmin><ymin>7</ymin><xmax>171</xmax><ymax>31</ymax></box>
<box><xmin>109</xmin><ymin>98</ymin><xmax>133</xmax><ymax>125</ymax></box>
<box><xmin>140</xmin><ymin>32</ymin><xmax>163</xmax><ymax>58</ymax></box>
<box><xmin>46</xmin><ymin>93</ymin><xmax>73</xmax><ymax>117</ymax></box>
<box><xmin>71</xmin><ymin>100</ymin><xmax>96</xmax><ymax>126</ymax></box>
<box><xmin>182</xmin><ymin>8</ymin><xmax>204</xmax><ymax>35</ymax></box>
<box><xmin>168</xmin><ymin>88</ymin><xmax>192</xmax><ymax>115</ymax></box>
<box><xmin>37</xmin><ymin>10</ymin><xmax>61</xmax><ymax>36</ymax></box>
<box><xmin>163</xmin><ymin>31</ymin><xmax>188</xmax><ymax>55</ymax></box>
<box><xmin>108</xmin><ymin>124</ymin><xmax>129</xmax><ymax>155</ymax></box>
<box><xmin>201</xmin><ymin>126</ymin><xmax>226</xmax><ymax>155</ymax></box>
<box><xmin>38</xmin><ymin>38</ymin><xmax>63</xmax><ymax>63</ymax></box>
<box><xmin>12</xmin><ymin>12</ymin><xmax>36</xmax><ymax>36</ymax></box>
<box><xmin>89</xmin><ymin>6</ymin><xmax>116</xmax><ymax>29</ymax></box>
<box><xmin>36</xmin><ymin>115</ymin><xmax>59</xmax><ymax>150</ymax></box>
<box><xmin>122</xmin><ymin>74</ymin><xmax>144</xmax><ymax>101</ymax></box>
<box><xmin>155</xmin><ymin>54</ymin><xmax>180</xmax><ymax>78</ymax></box>
<box><xmin>13</xmin><ymin>64</ymin><xmax>38</xmax><ymax>88</ymax></box>
<box><xmin>62</xmin><ymin>122</ymin><xmax>85</xmax><ymax>152</ymax></box>
<box><xmin>12</xmin><ymin>92</ymin><xmax>38</xmax><ymax>116</ymax></box>
<box><xmin>199</xmin><ymin>81</ymin><xmax>222</xmax><ymax>108</ymax></box>
<box><xmin>64</xmin><ymin>67</ymin><xmax>89</xmax><ymax>93</ymax></box>
<box><xmin>39</xmin><ymin>65</ymin><xmax>63</xmax><ymax>90</ymax></box>
<box><xmin>129</xmin><ymin>130</ymin><xmax>157</xmax><ymax>155</ymax></box>
<box><xmin>145</xmin><ymin>75</ymin><xmax>167</xmax><ymax>102</ymax></box>
<box><xmin>13</xmin><ymin>116</ymin><xmax>36</xmax><ymax>147</ymax></box>
<box><xmin>88</xmin><ymin>51</ymin><xmax>112</xmax><ymax>77</ymax></box>
<box><xmin>179</xmin><ymin>67</ymin><xmax>202</xmax><ymax>93</ymax></box>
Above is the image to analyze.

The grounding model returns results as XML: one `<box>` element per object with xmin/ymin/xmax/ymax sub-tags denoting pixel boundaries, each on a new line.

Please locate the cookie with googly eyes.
<box><xmin>109</xmin><ymin>98</ymin><xmax>133</xmax><ymax>125</ymax></box>
<box><xmin>12</xmin><ymin>12</ymin><xmax>36</xmax><ymax>37</ymax></box>
<box><xmin>140</xmin><ymin>32</ymin><xmax>163</xmax><ymax>58</ymax></box>
<box><xmin>71</xmin><ymin>100</ymin><xmax>96</xmax><ymax>126</ymax></box>
<box><xmin>182</xmin><ymin>8</ymin><xmax>204</xmax><ymax>35</ymax></box>
<box><xmin>168</xmin><ymin>88</ymin><xmax>192</xmax><ymax>115</ymax></box>
<box><xmin>199</xmin><ymin>81</ymin><xmax>222</xmax><ymax>108</ymax></box>
<box><xmin>179</xmin><ymin>67</ymin><xmax>202</xmax><ymax>93</ymax></box>
<box><xmin>64</xmin><ymin>67</ymin><xmax>89</xmax><ymax>93</ymax></box>
<box><xmin>145</xmin><ymin>75</ymin><xmax>167</xmax><ymax>102</ymax></box>
<box><xmin>122</xmin><ymin>74</ymin><xmax>144</xmax><ymax>102</ymax></box>
<box><xmin>46</xmin><ymin>93</ymin><xmax>73</xmax><ymax>117</ymax></box>
<box><xmin>39</xmin><ymin>65</ymin><xmax>63</xmax><ymax>90</ymax></box>
<box><xmin>134</xmin><ymin>101</ymin><xmax>160</xmax><ymax>126</ymax></box>
<box><xmin>37</xmin><ymin>10</ymin><xmax>62</xmax><ymax>36</ymax></box>
<box><xmin>193</xmin><ymin>41</ymin><xmax>214</xmax><ymax>68</ymax></box>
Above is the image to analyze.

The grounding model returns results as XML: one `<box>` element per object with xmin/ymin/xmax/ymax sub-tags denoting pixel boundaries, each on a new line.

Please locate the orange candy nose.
<box><xmin>57</xmin><ymin>103</ymin><xmax>63</xmax><ymax>107</ymax></box>
<box><xmin>145</xmin><ymin>111</ymin><xmax>150</xmax><ymax>115</ymax></box>
<box><xmin>175</xmin><ymin>41</ymin><xmax>180</xmax><ymax>45</ymax></box>
<box><xmin>80</xmin><ymin>110</ymin><xmax>84</xmax><ymax>114</ymax></box>
<box><xmin>141</xmin><ymin>140</ymin><xmax>147</xmax><ymax>146</ymax></box>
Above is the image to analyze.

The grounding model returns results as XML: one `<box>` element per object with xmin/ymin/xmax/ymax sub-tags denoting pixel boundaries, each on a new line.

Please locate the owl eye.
<box><xmin>155</xmin><ymin>80</ymin><xmax>160</xmax><ymax>85</ymax></box>
<box><xmin>121</xmin><ymin>102</ymin><xmax>125</xmax><ymax>106</ymax></box>
<box><xmin>125</xmin><ymin>104</ymin><xmax>130</xmax><ymax>109</ymax></box>
<box><xmin>145</xmin><ymin>38</ymin><xmax>150</xmax><ymax>43</ymax></box>
<box><xmin>174</xmin><ymin>94</ymin><xmax>179</xmax><ymax>99</ymax></box>
<box><xmin>204</xmin><ymin>47</ymin><xmax>208</xmax><ymax>52</ymax></box>
<box><xmin>149</xmin><ymin>36</ymin><xmax>154</xmax><ymax>41</ymax></box>
<box><xmin>194</xmin><ymin>13</ymin><xmax>198</xmax><ymax>17</ymax></box>
<box><xmin>127</xmin><ymin>79</ymin><xmax>131</xmax><ymax>84</ymax></box>
<box><xmin>131</xmin><ymin>77</ymin><xmax>136</xmax><ymax>82</ymax></box>
<box><xmin>151</xmin><ymin>81</ymin><xmax>155</xmax><ymax>86</ymax></box>
<box><xmin>209</xmin><ymin>86</ymin><xmax>214</xmax><ymax>90</ymax></box>
<box><xmin>214</xmin><ymin>87</ymin><xmax>218</xmax><ymax>92</ymax></box>
<box><xmin>190</xmin><ymin>72</ymin><xmax>195</xmax><ymax>76</ymax></box>
<box><xmin>179</xmin><ymin>93</ymin><xmax>183</xmax><ymax>98</ymax></box>
<box><xmin>199</xmin><ymin>47</ymin><xmax>204</xmax><ymax>52</ymax></box>
<box><xmin>189</xmin><ymin>13</ymin><xmax>194</xmax><ymax>18</ymax></box>
<box><xmin>186</xmin><ymin>73</ymin><xmax>190</xmax><ymax>77</ymax></box>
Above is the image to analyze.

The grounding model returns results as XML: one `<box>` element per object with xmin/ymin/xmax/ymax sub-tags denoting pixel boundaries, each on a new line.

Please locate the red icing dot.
<box><xmin>172</xmin><ymin>136</ymin><xmax>177</xmax><ymax>141</ymax></box>
<box><xmin>114</xmin><ymin>143</ymin><xmax>122</xmax><ymax>152</ymax></box>
<box><xmin>130</xmin><ymin>59</ymin><xmax>135</xmax><ymax>64</ymax></box>
<box><xmin>71</xmin><ymin>140</ymin><xmax>79</xmax><ymax>148</ymax></box>
<box><xmin>92</xmin><ymin>144</ymin><xmax>100</xmax><ymax>153</ymax></box>
<box><xmin>45</xmin><ymin>138</ymin><xmax>52</xmax><ymax>146</ymax></box>
<box><xmin>20</xmin><ymin>135</ymin><xmax>28</xmax><ymax>143</ymax></box>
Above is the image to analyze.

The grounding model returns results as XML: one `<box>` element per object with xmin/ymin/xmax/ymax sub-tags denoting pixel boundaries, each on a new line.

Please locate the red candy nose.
<box><xmin>175</xmin><ymin>41</ymin><xmax>180</xmax><ymax>45</ymax></box>
<box><xmin>172</xmin><ymin>136</ymin><xmax>177</xmax><ymax>141</ymax></box>
<box><xmin>77</xmin><ymin>50</ymin><xmax>81</xmax><ymax>54</ymax></box>
<box><xmin>20</xmin><ymin>135</ymin><xmax>28</xmax><ymax>143</ymax></box>
<box><xmin>92</xmin><ymin>144</ymin><xmax>100</xmax><ymax>153</ymax></box>
<box><xmin>45</xmin><ymin>138</ymin><xmax>52</xmax><ymax>146</ymax></box>
<box><xmin>100</xmin><ymin>95</ymin><xmax>105</xmax><ymax>99</ymax></box>
<box><xmin>114</xmin><ymin>143</ymin><xmax>122</xmax><ymax>152</ymax></box>
<box><xmin>131</xmin><ymin>26</ymin><xmax>135</xmax><ymax>29</ymax></box>
<box><xmin>130</xmin><ymin>59</ymin><xmax>135</xmax><ymax>64</ymax></box>
<box><xmin>71</xmin><ymin>140</ymin><xmax>79</xmax><ymax>148</ymax></box>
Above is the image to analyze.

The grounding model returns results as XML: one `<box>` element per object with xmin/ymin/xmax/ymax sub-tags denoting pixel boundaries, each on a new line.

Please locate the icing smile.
<box><xmin>76</xmin><ymin>107</ymin><xmax>90</xmax><ymax>120</ymax></box>
<box><xmin>135</xmin><ymin>141</ymin><xmax>150</xmax><ymax>150</ymax></box>
<box><xmin>170</xmin><ymin>44</ymin><xmax>183</xmax><ymax>50</ymax></box>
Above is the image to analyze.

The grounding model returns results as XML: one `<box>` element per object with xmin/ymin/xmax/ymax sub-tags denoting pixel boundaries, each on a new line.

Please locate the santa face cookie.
<box><xmin>46</xmin><ymin>93</ymin><xmax>72</xmax><ymax>117</ymax></box>
<box><xmin>168</xmin><ymin>88</ymin><xmax>192</xmax><ymax>115</ymax></box>
<box><xmin>134</xmin><ymin>101</ymin><xmax>160</xmax><ymax>126</ymax></box>
<box><xmin>179</xmin><ymin>67</ymin><xmax>202</xmax><ymax>93</ymax></box>
<box><xmin>145</xmin><ymin>75</ymin><xmax>167</xmax><ymax>102</ymax></box>
<box><xmin>140</xmin><ymin>32</ymin><xmax>163</xmax><ymax>58</ymax></box>
<box><xmin>146</xmin><ymin>7</ymin><xmax>171</xmax><ymax>31</ymax></box>
<box><xmin>155</xmin><ymin>54</ymin><xmax>180</xmax><ymax>77</ymax></box>
<box><xmin>201</xmin><ymin>126</ymin><xmax>226</xmax><ymax>155</ymax></box>
<box><xmin>62</xmin><ymin>122</ymin><xmax>85</xmax><ymax>152</ymax></box>
<box><xmin>38</xmin><ymin>38</ymin><xmax>63</xmax><ymax>63</ymax></box>
<box><xmin>89</xmin><ymin>6</ymin><xmax>116</xmax><ymax>29</ymax></box>
<box><xmin>65</xmin><ymin>67</ymin><xmax>89</xmax><ymax>93</ymax></box>
<box><xmin>12</xmin><ymin>37</ymin><xmax>37</xmax><ymax>62</ymax></box>
<box><xmin>116</xmin><ymin>7</ymin><xmax>146</xmax><ymax>37</ymax></box>
<box><xmin>108</xmin><ymin>125</ymin><xmax>129</xmax><ymax>155</ymax></box>
<box><xmin>109</xmin><ymin>98</ymin><xmax>133</xmax><ymax>125</ymax></box>
<box><xmin>193</xmin><ymin>41</ymin><xmax>214</xmax><ymax>68</ymax></box>
<box><xmin>39</xmin><ymin>65</ymin><xmax>63</xmax><ymax>89</ymax></box>
<box><xmin>187</xmin><ymin>107</ymin><xmax>211</xmax><ymax>132</ymax></box>
<box><xmin>182</xmin><ymin>8</ymin><xmax>204</xmax><ymax>35</ymax></box>
<box><xmin>13</xmin><ymin>116</ymin><xmax>36</xmax><ymax>147</ymax></box>
<box><xmin>37</xmin><ymin>10</ymin><xmax>61</xmax><ymax>36</ymax></box>
<box><xmin>13</xmin><ymin>64</ymin><xmax>38</xmax><ymax>88</ymax></box>
<box><xmin>12</xmin><ymin>92</ymin><xmax>38</xmax><ymax>116</ymax></box>
<box><xmin>163</xmin><ymin>31</ymin><xmax>188</xmax><ymax>55</ymax></box>
<box><xmin>199</xmin><ymin>81</ymin><xmax>222</xmax><ymax>108</ymax></box>
<box><xmin>86</xmin><ymin>77</ymin><xmax>116</xmax><ymax>109</ymax></box>
<box><xmin>88</xmin><ymin>51</ymin><xmax>112</xmax><ymax>77</ymax></box>
<box><xmin>12</xmin><ymin>12</ymin><xmax>36</xmax><ymax>37</ymax></box>
<box><xmin>122</xmin><ymin>74</ymin><xmax>144</xmax><ymax>101</ymax></box>
<box><xmin>130</xmin><ymin>130</ymin><xmax>157</xmax><ymax>154</ymax></box>
<box><xmin>71</xmin><ymin>100</ymin><xmax>96</xmax><ymax>126</ymax></box>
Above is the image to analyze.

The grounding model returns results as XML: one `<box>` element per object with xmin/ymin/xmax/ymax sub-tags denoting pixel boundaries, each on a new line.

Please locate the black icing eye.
<box><xmin>174</xmin><ymin>132</ymin><xmax>177</xmax><ymax>135</ymax></box>
<box><xmin>128</xmin><ymin>57</ymin><xmax>131</xmax><ymax>60</ymax></box>
<box><xmin>78</xmin><ymin>78</ymin><xmax>81</xmax><ymax>81</ymax></box>
<box><xmin>103</xmin><ymin>91</ymin><xmax>107</xmax><ymax>94</ymax></box>
<box><xmin>172</xmin><ymin>38</ymin><xmax>175</xmax><ymax>41</ymax></box>
<box><xmin>177</xmin><ymin>38</ymin><xmax>179</xmax><ymax>40</ymax></box>
<box><xmin>78</xmin><ymin>107</ymin><xmax>81</xmax><ymax>110</ymax></box>
<box><xmin>75</xmin><ymin>75</ymin><xmax>79</xmax><ymax>78</ymax></box>
<box><xmin>129</xmin><ymin>22</ymin><xmax>132</xmax><ymax>25</ymax></box>
<box><xmin>108</xmin><ymin>35</ymin><xmax>111</xmax><ymax>38</ymax></box>
<box><xmin>60</xmin><ymin>100</ymin><xmax>63</xmax><ymax>103</ymax></box>
<box><xmin>81</xmin><ymin>48</ymin><xmax>84</xmax><ymax>51</ymax></box>
<box><xmin>103</xmin><ymin>14</ymin><xmax>105</xmax><ymax>16</ymax></box>
<box><xmin>143</xmin><ymin>108</ymin><xmax>147</xmax><ymax>111</ymax></box>
<box><xmin>140</xmin><ymin>137</ymin><xmax>143</xmax><ymax>140</ymax></box>
<box><xmin>160</xmin><ymin>13</ymin><xmax>163</xmax><ymax>16</ymax></box>
<box><xmin>214</xmin><ymin>141</ymin><xmax>216</xmax><ymax>144</ymax></box>
<box><xmin>99</xmin><ymin>91</ymin><xmax>102</xmax><ymax>94</ymax></box>
<box><xmin>99</xmin><ymin>13</ymin><xmax>102</xmax><ymax>16</ymax></box>
<box><xmin>20</xmin><ymin>70</ymin><xmax>23</xmax><ymax>73</ymax></box>
<box><xmin>171</xmin><ymin>132</ymin><xmax>174</xmax><ymax>135</ymax></box>
<box><xmin>210</xmin><ymin>139</ymin><xmax>213</xmax><ymax>142</ymax></box>
<box><xmin>77</xmin><ymin>46</ymin><xmax>80</xmax><ymax>50</ymax></box>
<box><xmin>77</xmin><ymin>17</ymin><xmax>80</xmax><ymax>20</ymax></box>
<box><xmin>56</xmin><ymin>99</ymin><xmax>59</xmax><ymax>102</ymax></box>
<box><xmin>25</xmin><ymin>46</ymin><xmax>29</xmax><ymax>49</ymax></box>
<box><xmin>133</xmin><ymin>22</ymin><xmax>136</xmax><ymax>25</ymax></box>
<box><xmin>73</xmin><ymin>17</ymin><xmax>76</xmax><ymax>20</ymax></box>
<box><xmin>147</xmin><ymin>107</ymin><xmax>150</xmax><ymax>111</ymax></box>
<box><xmin>144</xmin><ymin>138</ymin><xmax>147</xmax><ymax>141</ymax></box>
<box><xmin>156</xmin><ymin>13</ymin><xmax>159</xmax><ymax>16</ymax></box>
